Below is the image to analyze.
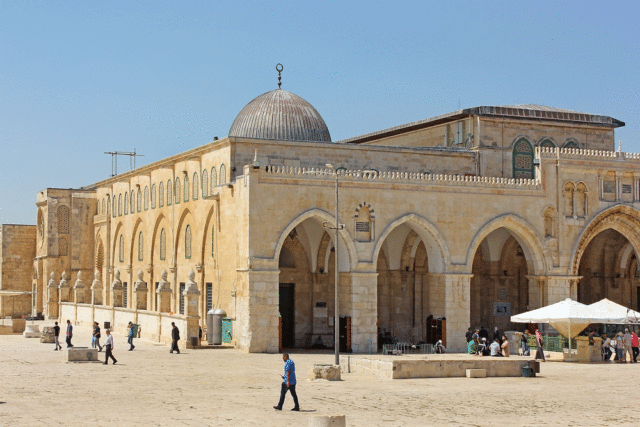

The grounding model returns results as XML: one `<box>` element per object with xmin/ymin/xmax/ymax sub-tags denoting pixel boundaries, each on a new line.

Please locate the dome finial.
<box><xmin>276</xmin><ymin>63</ymin><xmax>283</xmax><ymax>89</ymax></box>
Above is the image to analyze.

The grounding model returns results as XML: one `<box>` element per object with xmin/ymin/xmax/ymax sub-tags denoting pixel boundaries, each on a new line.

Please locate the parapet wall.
<box><xmin>537</xmin><ymin>147</ymin><xmax>640</xmax><ymax>161</ymax></box>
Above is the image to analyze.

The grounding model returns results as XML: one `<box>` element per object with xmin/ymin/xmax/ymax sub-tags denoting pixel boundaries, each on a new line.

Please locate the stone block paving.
<box><xmin>1</xmin><ymin>326</ymin><xmax>640</xmax><ymax>426</ymax></box>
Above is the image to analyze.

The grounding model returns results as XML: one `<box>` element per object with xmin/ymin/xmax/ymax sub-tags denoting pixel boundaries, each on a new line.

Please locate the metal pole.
<box><xmin>334</xmin><ymin>169</ymin><xmax>340</xmax><ymax>366</ymax></box>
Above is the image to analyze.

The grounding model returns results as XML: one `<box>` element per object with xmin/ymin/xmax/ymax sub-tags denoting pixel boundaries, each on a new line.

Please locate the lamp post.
<box><xmin>325</xmin><ymin>164</ymin><xmax>343</xmax><ymax>366</ymax></box>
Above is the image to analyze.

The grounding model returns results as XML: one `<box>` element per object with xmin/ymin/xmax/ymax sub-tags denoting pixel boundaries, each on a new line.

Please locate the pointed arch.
<box><xmin>150</xmin><ymin>213</ymin><xmax>169</xmax><ymax>263</ymax></box>
<box><xmin>465</xmin><ymin>214</ymin><xmax>547</xmax><ymax>276</ymax></box>
<box><xmin>129</xmin><ymin>218</ymin><xmax>144</xmax><ymax>266</ymax></box>
<box><xmin>372</xmin><ymin>213</ymin><xmax>450</xmax><ymax>274</ymax></box>
<box><xmin>570</xmin><ymin>205</ymin><xmax>640</xmax><ymax>276</ymax></box>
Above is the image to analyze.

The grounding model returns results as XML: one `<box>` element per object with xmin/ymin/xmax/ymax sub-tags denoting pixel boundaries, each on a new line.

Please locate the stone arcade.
<box><xmin>2</xmin><ymin>79</ymin><xmax>640</xmax><ymax>352</ymax></box>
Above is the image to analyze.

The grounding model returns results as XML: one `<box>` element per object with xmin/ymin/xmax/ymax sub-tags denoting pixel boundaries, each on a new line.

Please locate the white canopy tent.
<box><xmin>510</xmin><ymin>298</ymin><xmax>596</xmax><ymax>351</ymax></box>
<box><xmin>587</xmin><ymin>298</ymin><xmax>640</xmax><ymax>324</ymax></box>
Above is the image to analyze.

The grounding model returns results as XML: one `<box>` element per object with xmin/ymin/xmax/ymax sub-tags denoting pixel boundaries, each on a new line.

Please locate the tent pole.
<box><xmin>568</xmin><ymin>322</ymin><xmax>571</xmax><ymax>359</ymax></box>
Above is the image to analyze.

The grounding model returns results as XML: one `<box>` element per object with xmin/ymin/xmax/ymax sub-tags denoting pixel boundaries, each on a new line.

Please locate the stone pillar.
<box><xmin>526</xmin><ymin>275</ymin><xmax>546</xmax><ymax>310</ymax></box>
<box><xmin>58</xmin><ymin>271</ymin><xmax>70</xmax><ymax>303</ymax></box>
<box><xmin>349</xmin><ymin>271</ymin><xmax>378</xmax><ymax>353</ymax></box>
<box><xmin>235</xmin><ymin>269</ymin><xmax>280</xmax><ymax>353</ymax></box>
<box><xmin>47</xmin><ymin>272</ymin><xmax>59</xmax><ymax>319</ymax></box>
<box><xmin>91</xmin><ymin>270</ymin><xmax>103</xmax><ymax>305</ymax></box>
<box><xmin>183</xmin><ymin>269</ymin><xmax>201</xmax><ymax>348</ymax></box>
<box><xmin>544</xmin><ymin>276</ymin><xmax>581</xmax><ymax>306</ymax></box>
<box><xmin>426</xmin><ymin>273</ymin><xmax>446</xmax><ymax>318</ymax></box>
<box><xmin>133</xmin><ymin>269</ymin><xmax>148</xmax><ymax>311</ymax></box>
<box><xmin>73</xmin><ymin>271</ymin><xmax>86</xmax><ymax>304</ymax></box>
<box><xmin>156</xmin><ymin>269</ymin><xmax>172</xmax><ymax>313</ymax></box>
<box><xmin>443</xmin><ymin>274</ymin><xmax>472</xmax><ymax>353</ymax></box>
<box><xmin>110</xmin><ymin>269</ymin><xmax>124</xmax><ymax>308</ymax></box>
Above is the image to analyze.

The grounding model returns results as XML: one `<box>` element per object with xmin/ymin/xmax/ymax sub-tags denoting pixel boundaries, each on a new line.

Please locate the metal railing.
<box><xmin>382</xmin><ymin>343</ymin><xmax>435</xmax><ymax>355</ymax></box>
<box><xmin>527</xmin><ymin>335</ymin><xmax>576</xmax><ymax>352</ymax></box>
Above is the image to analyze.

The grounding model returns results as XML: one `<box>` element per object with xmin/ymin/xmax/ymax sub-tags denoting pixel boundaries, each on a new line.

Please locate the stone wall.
<box><xmin>0</xmin><ymin>224</ymin><xmax>36</xmax><ymax>318</ymax></box>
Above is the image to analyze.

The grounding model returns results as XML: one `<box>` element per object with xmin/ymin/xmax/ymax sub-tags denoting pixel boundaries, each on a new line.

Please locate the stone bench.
<box><xmin>41</xmin><ymin>326</ymin><xmax>55</xmax><ymax>343</ymax></box>
<box><xmin>466</xmin><ymin>369</ymin><xmax>487</xmax><ymax>378</ymax></box>
<box><xmin>66</xmin><ymin>347</ymin><xmax>100</xmax><ymax>362</ymax></box>
<box><xmin>23</xmin><ymin>324</ymin><xmax>41</xmax><ymax>338</ymax></box>
<box><xmin>309</xmin><ymin>364</ymin><xmax>341</xmax><ymax>381</ymax></box>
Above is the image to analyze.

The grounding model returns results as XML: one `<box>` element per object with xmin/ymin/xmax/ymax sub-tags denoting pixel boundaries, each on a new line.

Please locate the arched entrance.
<box><xmin>470</xmin><ymin>229</ymin><xmax>531</xmax><ymax>333</ymax></box>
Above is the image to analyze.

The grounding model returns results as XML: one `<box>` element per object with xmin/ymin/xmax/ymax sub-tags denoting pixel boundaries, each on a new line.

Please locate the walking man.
<box><xmin>170</xmin><ymin>322</ymin><xmax>180</xmax><ymax>354</ymax></box>
<box><xmin>92</xmin><ymin>322</ymin><xmax>103</xmax><ymax>352</ymax></box>
<box><xmin>273</xmin><ymin>353</ymin><xmax>300</xmax><ymax>411</ymax></box>
<box><xmin>103</xmin><ymin>329</ymin><xmax>117</xmax><ymax>365</ymax></box>
<box><xmin>623</xmin><ymin>329</ymin><xmax>633</xmax><ymax>362</ymax></box>
<box><xmin>53</xmin><ymin>321</ymin><xmax>62</xmax><ymax>351</ymax></box>
<box><xmin>127</xmin><ymin>321</ymin><xmax>136</xmax><ymax>351</ymax></box>
<box><xmin>65</xmin><ymin>320</ymin><xmax>73</xmax><ymax>348</ymax></box>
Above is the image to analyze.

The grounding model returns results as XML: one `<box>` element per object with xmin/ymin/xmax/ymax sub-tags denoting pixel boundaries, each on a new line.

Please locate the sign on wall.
<box><xmin>493</xmin><ymin>302</ymin><xmax>511</xmax><ymax>316</ymax></box>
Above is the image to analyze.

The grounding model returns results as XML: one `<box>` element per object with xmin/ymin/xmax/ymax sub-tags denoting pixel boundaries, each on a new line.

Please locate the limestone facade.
<box><xmin>0</xmin><ymin>224</ymin><xmax>36</xmax><ymax>318</ymax></box>
<box><xmin>3</xmin><ymin>90</ymin><xmax>639</xmax><ymax>354</ymax></box>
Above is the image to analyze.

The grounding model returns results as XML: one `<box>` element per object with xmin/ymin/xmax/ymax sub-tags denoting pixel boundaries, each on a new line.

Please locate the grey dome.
<box><xmin>229</xmin><ymin>89</ymin><xmax>331</xmax><ymax>143</ymax></box>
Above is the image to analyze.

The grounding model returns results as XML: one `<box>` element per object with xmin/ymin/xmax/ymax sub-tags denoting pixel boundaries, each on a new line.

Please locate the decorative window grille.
<box><xmin>167</xmin><ymin>180</ymin><xmax>172</xmax><ymax>206</ymax></box>
<box><xmin>58</xmin><ymin>238</ymin><xmax>68</xmax><ymax>256</ymax></box>
<box><xmin>211</xmin><ymin>167</ymin><xmax>217</xmax><ymax>188</ymax></box>
<box><xmin>184</xmin><ymin>175</ymin><xmax>189</xmax><ymax>202</ymax></box>
<box><xmin>144</xmin><ymin>186</ymin><xmax>149</xmax><ymax>210</ymax></box>
<box><xmin>206</xmin><ymin>283</ymin><xmax>213</xmax><ymax>312</ymax></box>
<box><xmin>124</xmin><ymin>192</ymin><xmax>129</xmax><ymax>215</ymax></box>
<box><xmin>130</xmin><ymin>190</ymin><xmax>134</xmax><ymax>213</ymax></box>
<box><xmin>138</xmin><ymin>232</ymin><xmax>143</xmax><ymax>261</ymax></box>
<box><xmin>540</xmin><ymin>139</ymin><xmax>555</xmax><ymax>148</ymax></box>
<box><xmin>137</xmin><ymin>188</ymin><xmax>142</xmax><ymax>212</ymax></box>
<box><xmin>564</xmin><ymin>140</ymin><xmax>579</xmax><ymax>149</ymax></box>
<box><xmin>57</xmin><ymin>206</ymin><xmax>69</xmax><ymax>234</ymax></box>
<box><xmin>202</xmin><ymin>170</ymin><xmax>208</xmax><ymax>197</ymax></box>
<box><xmin>119</xmin><ymin>235</ymin><xmax>124</xmax><ymax>263</ymax></box>
<box><xmin>175</xmin><ymin>178</ymin><xmax>180</xmax><ymax>204</ymax></box>
<box><xmin>219</xmin><ymin>164</ymin><xmax>227</xmax><ymax>185</ymax></box>
<box><xmin>193</xmin><ymin>173</ymin><xmax>199</xmax><ymax>200</ymax></box>
<box><xmin>123</xmin><ymin>282</ymin><xmax>128</xmax><ymax>308</ymax></box>
<box><xmin>180</xmin><ymin>283</ymin><xmax>185</xmax><ymax>314</ymax></box>
<box><xmin>118</xmin><ymin>194</ymin><xmax>122</xmax><ymax>216</ymax></box>
<box><xmin>107</xmin><ymin>198</ymin><xmax>111</xmax><ymax>219</ymax></box>
<box><xmin>512</xmin><ymin>138</ymin><xmax>534</xmax><ymax>179</ymax></box>
<box><xmin>185</xmin><ymin>225</ymin><xmax>192</xmax><ymax>259</ymax></box>
<box><xmin>151</xmin><ymin>184</ymin><xmax>156</xmax><ymax>209</ymax></box>
<box><xmin>159</xmin><ymin>229</ymin><xmax>166</xmax><ymax>261</ymax></box>
<box><xmin>112</xmin><ymin>196</ymin><xmax>116</xmax><ymax>218</ymax></box>
<box><xmin>159</xmin><ymin>182</ymin><xmax>164</xmax><ymax>207</ymax></box>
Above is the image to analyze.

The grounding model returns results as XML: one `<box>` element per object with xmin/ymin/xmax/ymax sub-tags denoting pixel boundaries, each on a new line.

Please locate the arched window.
<box><xmin>58</xmin><ymin>238</ymin><xmax>68</xmax><ymax>256</ymax></box>
<box><xmin>119</xmin><ymin>235</ymin><xmax>124</xmax><ymax>263</ymax></box>
<box><xmin>57</xmin><ymin>205</ymin><xmax>69</xmax><ymax>234</ymax></box>
<box><xmin>202</xmin><ymin>169</ymin><xmax>208</xmax><ymax>197</ymax></box>
<box><xmin>119</xmin><ymin>194</ymin><xmax>123</xmax><ymax>216</ymax></box>
<box><xmin>167</xmin><ymin>180</ymin><xmax>172</xmax><ymax>206</ymax></box>
<box><xmin>564</xmin><ymin>140</ymin><xmax>579</xmax><ymax>149</ymax></box>
<box><xmin>151</xmin><ymin>184</ymin><xmax>156</xmax><ymax>209</ymax></box>
<box><xmin>107</xmin><ymin>197</ymin><xmax>111</xmax><ymax>219</ymax></box>
<box><xmin>124</xmin><ymin>192</ymin><xmax>129</xmax><ymax>215</ymax></box>
<box><xmin>185</xmin><ymin>225</ymin><xmax>192</xmax><ymax>259</ymax></box>
<box><xmin>184</xmin><ymin>175</ymin><xmax>189</xmax><ymax>202</ymax></box>
<box><xmin>175</xmin><ymin>178</ymin><xmax>181</xmax><ymax>204</ymax></box>
<box><xmin>138</xmin><ymin>232</ymin><xmax>144</xmax><ymax>261</ymax></box>
<box><xmin>193</xmin><ymin>172</ymin><xmax>199</xmax><ymax>200</ymax></box>
<box><xmin>219</xmin><ymin>164</ymin><xmax>227</xmax><ymax>185</ymax></box>
<box><xmin>540</xmin><ymin>139</ymin><xmax>555</xmax><ymax>148</ymax></box>
<box><xmin>144</xmin><ymin>186</ymin><xmax>149</xmax><ymax>210</ymax></box>
<box><xmin>575</xmin><ymin>182</ymin><xmax>587</xmax><ymax>217</ymax></box>
<box><xmin>130</xmin><ymin>190</ymin><xmax>134</xmax><ymax>213</ymax></box>
<box><xmin>512</xmin><ymin>138</ymin><xmax>534</xmax><ymax>179</ymax></box>
<box><xmin>563</xmin><ymin>182</ymin><xmax>575</xmax><ymax>216</ymax></box>
<box><xmin>137</xmin><ymin>188</ymin><xmax>142</xmax><ymax>212</ymax></box>
<box><xmin>112</xmin><ymin>196</ymin><xmax>116</xmax><ymax>218</ymax></box>
<box><xmin>211</xmin><ymin>167</ymin><xmax>217</xmax><ymax>189</ymax></box>
<box><xmin>159</xmin><ymin>182</ymin><xmax>164</xmax><ymax>207</ymax></box>
<box><xmin>159</xmin><ymin>228</ymin><xmax>166</xmax><ymax>261</ymax></box>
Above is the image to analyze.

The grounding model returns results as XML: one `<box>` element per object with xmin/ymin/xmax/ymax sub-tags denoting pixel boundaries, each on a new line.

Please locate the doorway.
<box><xmin>279</xmin><ymin>283</ymin><xmax>295</xmax><ymax>348</ymax></box>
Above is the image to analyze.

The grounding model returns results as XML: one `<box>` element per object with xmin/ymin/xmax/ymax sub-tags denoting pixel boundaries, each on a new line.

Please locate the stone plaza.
<box><xmin>1</xmin><ymin>326</ymin><xmax>639</xmax><ymax>426</ymax></box>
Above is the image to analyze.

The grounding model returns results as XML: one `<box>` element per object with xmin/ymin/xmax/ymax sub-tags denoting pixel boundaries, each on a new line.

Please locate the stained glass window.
<box><xmin>159</xmin><ymin>228</ymin><xmax>166</xmax><ymax>261</ymax></box>
<box><xmin>512</xmin><ymin>138</ymin><xmax>534</xmax><ymax>179</ymax></box>
<box><xmin>57</xmin><ymin>206</ymin><xmax>69</xmax><ymax>234</ymax></box>
<box><xmin>185</xmin><ymin>225</ymin><xmax>192</xmax><ymax>259</ymax></box>
<box><xmin>202</xmin><ymin>169</ymin><xmax>208</xmax><ymax>197</ymax></box>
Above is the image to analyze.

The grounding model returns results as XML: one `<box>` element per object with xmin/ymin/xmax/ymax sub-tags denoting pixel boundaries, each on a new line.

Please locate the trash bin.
<box><xmin>207</xmin><ymin>308</ymin><xmax>227</xmax><ymax>345</ymax></box>
<box><xmin>521</xmin><ymin>365</ymin><xmax>535</xmax><ymax>377</ymax></box>
<box><xmin>190</xmin><ymin>336</ymin><xmax>199</xmax><ymax>348</ymax></box>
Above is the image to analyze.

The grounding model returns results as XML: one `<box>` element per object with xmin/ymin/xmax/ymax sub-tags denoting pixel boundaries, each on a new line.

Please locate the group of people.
<box><xmin>465</xmin><ymin>326</ymin><xmax>510</xmax><ymax>357</ymax></box>
<box><xmin>601</xmin><ymin>329</ymin><xmax>639</xmax><ymax>362</ymax></box>
<box><xmin>51</xmin><ymin>320</ymin><xmax>183</xmax><ymax>363</ymax></box>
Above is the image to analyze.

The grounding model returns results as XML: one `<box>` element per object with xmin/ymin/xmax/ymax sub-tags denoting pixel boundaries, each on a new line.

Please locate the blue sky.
<box><xmin>1</xmin><ymin>1</ymin><xmax>638</xmax><ymax>224</ymax></box>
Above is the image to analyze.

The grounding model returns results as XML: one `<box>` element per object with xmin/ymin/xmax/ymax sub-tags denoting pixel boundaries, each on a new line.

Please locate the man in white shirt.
<box><xmin>489</xmin><ymin>339</ymin><xmax>502</xmax><ymax>357</ymax></box>
<box><xmin>103</xmin><ymin>329</ymin><xmax>117</xmax><ymax>365</ymax></box>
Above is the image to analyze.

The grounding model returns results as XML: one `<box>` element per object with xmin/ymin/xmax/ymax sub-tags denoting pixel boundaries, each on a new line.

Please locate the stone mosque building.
<box><xmin>1</xmin><ymin>72</ymin><xmax>639</xmax><ymax>353</ymax></box>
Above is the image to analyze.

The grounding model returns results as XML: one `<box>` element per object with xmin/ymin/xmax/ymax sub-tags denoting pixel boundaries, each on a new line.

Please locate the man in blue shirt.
<box><xmin>273</xmin><ymin>353</ymin><xmax>300</xmax><ymax>411</ymax></box>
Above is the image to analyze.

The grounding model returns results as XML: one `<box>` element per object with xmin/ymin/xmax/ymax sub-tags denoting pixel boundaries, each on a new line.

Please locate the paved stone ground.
<box><xmin>1</xmin><ymin>325</ymin><xmax>640</xmax><ymax>426</ymax></box>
